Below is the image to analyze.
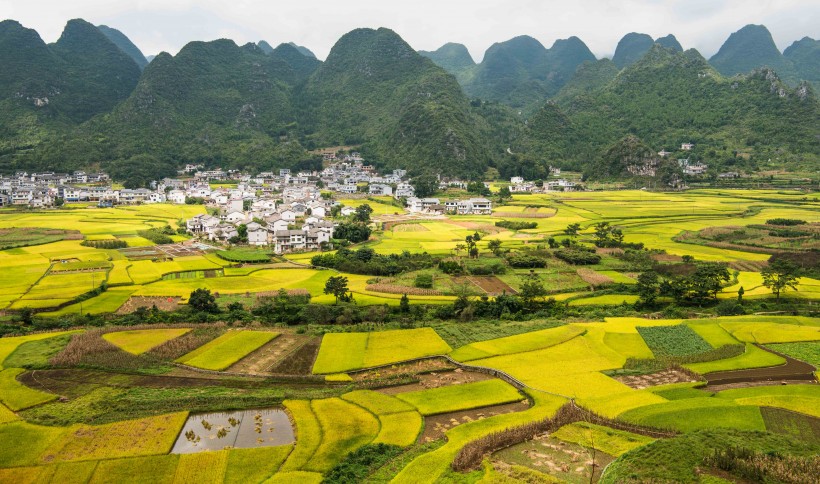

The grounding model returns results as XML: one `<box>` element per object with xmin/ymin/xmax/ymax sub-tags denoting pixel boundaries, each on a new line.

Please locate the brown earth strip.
<box><xmin>419</xmin><ymin>401</ymin><xmax>530</xmax><ymax>442</ymax></box>
<box><xmin>376</xmin><ymin>369</ymin><xmax>495</xmax><ymax>394</ymax></box>
<box><xmin>615</xmin><ymin>368</ymin><xmax>701</xmax><ymax>390</ymax></box>
<box><xmin>352</xmin><ymin>358</ymin><xmax>456</xmax><ymax>384</ymax></box>
<box><xmin>268</xmin><ymin>336</ymin><xmax>321</xmax><ymax>375</ymax></box>
<box><xmin>468</xmin><ymin>276</ymin><xmax>517</xmax><ymax>296</ymax></box>
<box><xmin>704</xmin><ymin>345</ymin><xmax>817</xmax><ymax>387</ymax></box>
<box><xmin>227</xmin><ymin>333</ymin><xmax>310</xmax><ymax>375</ymax></box>
<box><xmin>116</xmin><ymin>296</ymin><xmax>181</xmax><ymax>314</ymax></box>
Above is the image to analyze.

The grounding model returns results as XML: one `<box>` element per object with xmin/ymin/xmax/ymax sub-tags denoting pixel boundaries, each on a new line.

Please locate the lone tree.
<box><xmin>761</xmin><ymin>259</ymin><xmax>800</xmax><ymax>301</ymax></box>
<box><xmin>498</xmin><ymin>186</ymin><xmax>511</xmax><ymax>203</ymax></box>
<box><xmin>636</xmin><ymin>271</ymin><xmax>660</xmax><ymax>306</ymax></box>
<box><xmin>324</xmin><ymin>276</ymin><xmax>350</xmax><ymax>304</ymax></box>
<box><xmin>353</xmin><ymin>204</ymin><xmax>373</xmax><ymax>223</ymax></box>
<box><xmin>189</xmin><ymin>288</ymin><xmax>220</xmax><ymax>313</ymax></box>
<box><xmin>487</xmin><ymin>239</ymin><xmax>502</xmax><ymax>256</ymax></box>
<box><xmin>519</xmin><ymin>274</ymin><xmax>547</xmax><ymax>305</ymax></box>
<box><xmin>564</xmin><ymin>223</ymin><xmax>581</xmax><ymax>237</ymax></box>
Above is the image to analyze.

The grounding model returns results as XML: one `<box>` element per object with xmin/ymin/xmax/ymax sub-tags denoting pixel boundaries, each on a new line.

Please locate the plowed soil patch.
<box><xmin>116</xmin><ymin>296</ymin><xmax>181</xmax><ymax>314</ymax></box>
<box><xmin>419</xmin><ymin>401</ymin><xmax>530</xmax><ymax>442</ymax></box>
<box><xmin>704</xmin><ymin>346</ymin><xmax>817</xmax><ymax>387</ymax></box>
<box><xmin>227</xmin><ymin>333</ymin><xmax>310</xmax><ymax>375</ymax></box>
<box><xmin>469</xmin><ymin>276</ymin><xmax>517</xmax><ymax>296</ymax></box>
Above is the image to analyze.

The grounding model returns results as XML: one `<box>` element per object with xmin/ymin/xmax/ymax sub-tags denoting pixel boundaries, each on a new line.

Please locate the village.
<box><xmin>0</xmin><ymin>152</ymin><xmax>601</xmax><ymax>253</ymax></box>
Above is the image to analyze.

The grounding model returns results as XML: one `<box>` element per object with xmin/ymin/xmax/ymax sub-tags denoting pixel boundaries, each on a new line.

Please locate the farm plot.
<box><xmin>618</xmin><ymin>398</ymin><xmax>766</xmax><ymax>432</ymax></box>
<box><xmin>102</xmin><ymin>328</ymin><xmax>192</xmax><ymax>355</ymax></box>
<box><xmin>176</xmin><ymin>331</ymin><xmax>278</xmax><ymax>371</ymax></box>
<box><xmin>41</xmin><ymin>412</ymin><xmax>189</xmax><ymax>463</ymax></box>
<box><xmin>636</xmin><ymin>325</ymin><xmax>713</xmax><ymax>357</ymax></box>
<box><xmin>551</xmin><ymin>422</ymin><xmax>655</xmax><ymax>457</ymax></box>
<box><xmin>11</xmin><ymin>271</ymin><xmax>106</xmax><ymax>309</ymax></box>
<box><xmin>719</xmin><ymin>321</ymin><xmax>820</xmax><ymax>344</ymax></box>
<box><xmin>279</xmin><ymin>398</ymin><xmax>380</xmax><ymax>474</ymax></box>
<box><xmin>715</xmin><ymin>385</ymin><xmax>820</xmax><ymax>418</ymax></box>
<box><xmin>394</xmin><ymin>379</ymin><xmax>523</xmax><ymax>416</ymax></box>
<box><xmin>685</xmin><ymin>343</ymin><xmax>786</xmax><ymax>374</ymax></box>
<box><xmin>467</xmin><ymin>276</ymin><xmax>517</xmax><ymax>296</ymax></box>
<box><xmin>449</xmin><ymin>325</ymin><xmax>585</xmax><ymax>361</ymax></box>
<box><xmin>0</xmin><ymin>368</ymin><xmax>58</xmax><ymax>411</ymax></box>
<box><xmin>766</xmin><ymin>341</ymin><xmax>820</xmax><ymax>366</ymax></box>
<box><xmin>391</xmin><ymin>391</ymin><xmax>567</xmax><ymax>484</ymax></box>
<box><xmin>312</xmin><ymin>328</ymin><xmax>451</xmax><ymax>374</ymax></box>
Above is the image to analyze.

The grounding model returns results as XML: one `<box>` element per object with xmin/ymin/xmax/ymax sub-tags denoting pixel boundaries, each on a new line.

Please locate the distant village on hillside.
<box><xmin>0</xmin><ymin>149</ymin><xmax>720</xmax><ymax>253</ymax></box>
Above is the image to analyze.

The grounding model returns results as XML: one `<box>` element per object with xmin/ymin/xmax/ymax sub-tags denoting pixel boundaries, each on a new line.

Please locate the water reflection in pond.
<box><xmin>172</xmin><ymin>408</ymin><xmax>294</xmax><ymax>454</ymax></box>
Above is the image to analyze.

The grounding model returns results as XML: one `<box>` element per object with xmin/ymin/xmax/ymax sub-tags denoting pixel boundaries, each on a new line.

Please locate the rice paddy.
<box><xmin>0</xmin><ymin>191</ymin><xmax>818</xmax><ymax>482</ymax></box>
<box><xmin>102</xmin><ymin>328</ymin><xmax>191</xmax><ymax>355</ymax></box>
<box><xmin>394</xmin><ymin>379</ymin><xmax>524</xmax><ymax>415</ymax></box>
<box><xmin>176</xmin><ymin>330</ymin><xmax>278</xmax><ymax>371</ymax></box>
<box><xmin>312</xmin><ymin>328</ymin><xmax>452</xmax><ymax>374</ymax></box>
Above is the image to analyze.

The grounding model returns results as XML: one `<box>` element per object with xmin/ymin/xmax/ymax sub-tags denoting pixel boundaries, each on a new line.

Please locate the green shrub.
<box><xmin>414</xmin><ymin>274</ymin><xmax>433</xmax><ymax>288</ymax></box>
<box><xmin>495</xmin><ymin>220</ymin><xmax>538</xmax><ymax>230</ymax></box>
<box><xmin>554</xmin><ymin>248</ymin><xmax>601</xmax><ymax>265</ymax></box>
<box><xmin>765</xmin><ymin>218</ymin><xmax>805</xmax><ymax>226</ymax></box>
<box><xmin>507</xmin><ymin>254</ymin><xmax>547</xmax><ymax>268</ymax></box>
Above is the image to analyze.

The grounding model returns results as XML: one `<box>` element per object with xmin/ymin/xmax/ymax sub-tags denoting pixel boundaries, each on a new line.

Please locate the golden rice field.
<box><xmin>0</xmin><ymin>190</ymin><xmax>816</xmax><ymax>314</ymax></box>
<box><xmin>1</xmin><ymin>313</ymin><xmax>819</xmax><ymax>481</ymax></box>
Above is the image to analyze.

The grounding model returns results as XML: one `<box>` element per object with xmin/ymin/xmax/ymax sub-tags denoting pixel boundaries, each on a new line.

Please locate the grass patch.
<box><xmin>90</xmin><ymin>454</ymin><xmax>179</xmax><ymax>484</ymax></box>
<box><xmin>552</xmin><ymin>422</ymin><xmax>655</xmax><ymax>457</ymax></box>
<box><xmin>395</xmin><ymin>379</ymin><xmax>523</xmax><ymax>416</ymax></box>
<box><xmin>43</xmin><ymin>412</ymin><xmax>188</xmax><ymax>463</ymax></box>
<box><xmin>0</xmin><ymin>368</ymin><xmax>58</xmax><ymax>410</ymax></box>
<box><xmin>224</xmin><ymin>446</ymin><xmax>292</xmax><ymax>484</ymax></box>
<box><xmin>102</xmin><ymin>328</ymin><xmax>191</xmax><ymax>355</ymax></box>
<box><xmin>176</xmin><ymin>331</ymin><xmax>277</xmax><ymax>371</ymax></box>
<box><xmin>305</xmin><ymin>397</ymin><xmax>380</xmax><ymax>472</ymax></box>
<box><xmin>3</xmin><ymin>334</ymin><xmax>74</xmax><ymax>368</ymax></box>
<box><xmin>685</xmin><ymin>343</ymin><xmax>786</xmax><ymax>374</ymax></box>
<box><xmin>618</xmin><ymin>398</ymin><xmax>765</xmax><ymax>432</ymax></box>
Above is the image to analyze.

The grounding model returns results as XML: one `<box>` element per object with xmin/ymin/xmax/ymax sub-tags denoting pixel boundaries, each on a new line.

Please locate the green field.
<box><xmin>312</xmin><ymin>328</ymin><xmax>452</xmax><ymax>374</ymax></box>
<box><xmin>394</xmin><ymin>379</ymin><xmax>524</xmax><ymax>416</ymax></box>
<box><xmin>0</xmin><ymin>191</ymin><xmax>819</xmax><ymax>482</ymax></box>
<box><xmin>176</xmin><ymin>330</ymin><xmax>278</xmax><ymax>371</ymax></box>
<box><xmin>102</xmin><ymin>328</ymin><xmax>191</xmax><ymax>355</ymax></box>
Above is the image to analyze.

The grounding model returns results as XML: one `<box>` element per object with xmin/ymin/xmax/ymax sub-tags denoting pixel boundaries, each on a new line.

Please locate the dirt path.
<box><xmin>704</xmin><ymin>345</ymin><xmax>817</xmax><ymax>387</ymax></box>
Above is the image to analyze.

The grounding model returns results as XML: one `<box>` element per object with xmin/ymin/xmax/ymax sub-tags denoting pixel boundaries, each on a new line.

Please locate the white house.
<box><xmin>168</xmin><ymin>190</ymin><xmax>186</xmax><ymax>204</ymax></box>
<box><xmin>225</xmin><ymin>211</ymin><xmax>247</xmax><ymax>224</ymax></box>
<box><xmin>279</xmin><ymin>209</ymin><xmax>296</xmax><ymax>222</ymax></box>
<box><xmin>246</xmin><ymin>223</ymin><xmax>269</xmax><ymax>246</ymax></box>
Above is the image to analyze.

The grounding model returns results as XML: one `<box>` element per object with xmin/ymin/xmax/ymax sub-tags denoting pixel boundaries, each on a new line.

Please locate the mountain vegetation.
<box><xmin>612</xmin><ymin>33</ymin><xmax>655</xmax><ymax>69</ymax></box>
<box><xmin>97</xmin><ymin>25</ymin><xmax>148</xmax><ymax>69</ymax></box>
<box><xmin>0</xmin><ymin>19</ymin><xmax>817</xmax><ymax>183</ymax></box>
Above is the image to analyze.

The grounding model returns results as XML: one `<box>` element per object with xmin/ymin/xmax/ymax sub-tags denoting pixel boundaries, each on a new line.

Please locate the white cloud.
<box><xmin>0</xmin><ymin>0</ymin><xmax>816</xmax><ymax>60</ymax></box>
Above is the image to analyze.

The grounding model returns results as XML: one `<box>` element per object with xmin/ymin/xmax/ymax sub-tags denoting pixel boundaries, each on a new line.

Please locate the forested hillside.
<box><xmin>0</xmin><ymin>19</ymin><xmax>817</xmax><ymax>183</ymax></box>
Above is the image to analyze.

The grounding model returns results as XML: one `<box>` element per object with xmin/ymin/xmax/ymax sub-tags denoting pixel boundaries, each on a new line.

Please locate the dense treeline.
<box><xmin>311</xmin><ymin>247</ymin><xmax>438</xmax><ymax>276</ymax></box>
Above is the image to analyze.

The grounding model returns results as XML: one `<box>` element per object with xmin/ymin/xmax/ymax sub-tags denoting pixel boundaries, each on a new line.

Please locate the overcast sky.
<box><xmin>1</xmin><ymin>0</ymin><xmax>817</xmax><ymax>61</ymax></box>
